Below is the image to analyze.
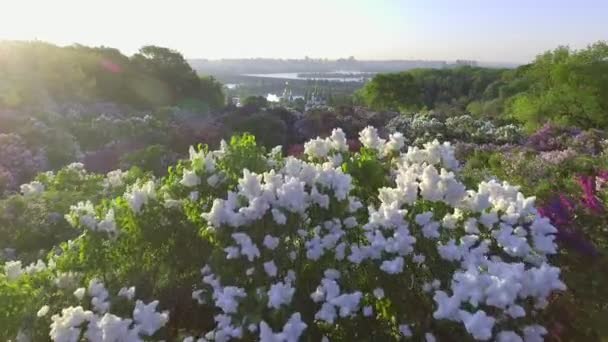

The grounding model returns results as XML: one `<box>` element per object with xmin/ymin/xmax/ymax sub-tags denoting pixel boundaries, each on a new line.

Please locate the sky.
<box><xmin>0</xmin><ymin>0</ymin><xmax>606</xmax><ymax>63</ymax></box>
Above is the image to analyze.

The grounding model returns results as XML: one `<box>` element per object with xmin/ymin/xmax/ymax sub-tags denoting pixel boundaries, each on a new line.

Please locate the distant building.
<box><xmin>277</xmin><ymin>81</ymin><xmax>330</xmax><ymax>112</ymax></box>
<box><xmin>231</xmin><ymin>97</ymin><xmax>242</xmax><ymax>107</ymax></box>
<box><xmin>280</xmin><ymin>82</ymin><xmax>294</xmax><ymax>103</ymax></box>
<box><xmin>454</xmin><ymin>59</ymin><xmax>478</xmax><ymax>67</ymax></box>
<box><xmin>305</xmin><ymin>86</ymin><xmax>327</xmax><ymax>111</ymax></box>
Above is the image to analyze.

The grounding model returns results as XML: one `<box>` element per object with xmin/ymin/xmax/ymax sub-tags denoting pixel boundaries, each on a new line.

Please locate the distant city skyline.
<box><xmin>1</xmin><ymin>0</ymin><xmax>606</xmax><ymax>63</ymax></box>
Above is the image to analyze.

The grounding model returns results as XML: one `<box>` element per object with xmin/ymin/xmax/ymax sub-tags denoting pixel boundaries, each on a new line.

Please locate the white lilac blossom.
<box><xmin>263</xmin><ymin>235</ymin><xmax>280</xmax><ymax>250</ymax></box>
<box><xmin>186</xmin><ymin>127</ymin><xmax>565</xmax><ymax>341</ymax></box>
<box><xmin>304</xmin><ymin>137</ymin><xmax>331</xmax><ymax>158</ymax></box>
<box><xmin>3</xmin><ymin>259</ymin><xmax>48</xmax><ymax>281</ymax></box>
<box><xmin>399</xmin><ymin>324</ymin><xmax>412</xmax><ymax>337</ymax></box>
<box><xmin>380</xmin><ymin>256</ymin><xmax>404</xmax><ymax>274</ymax></box>
<box><xmin>522</xmin><ymin>325</ymin><xmax>548</xmax><ymax>342</ymax></box>
<box><xmin>231</xmin><ymin>233</ymin><xmax>260</xmax><ymax>262</ymax></box>
<box><xmin>67</xmin><ymin>162</ymin><xmax>85</xmax><ymax>170</ymax></box>
<box><xmin>97</xmin><ymin>209</ymin><xmax>117</xmax><ymax>235</ymax></box>
<box><xmin>263</xmin><ymin>261</ymin><xmax>278</xmax><ymax>277</ymax></box>
<box><xmin>48</xmin><ymin>281</ymin><xmax>168</xmax><ymax>342</ymax></box>
<box><xmin>88</xmin><ymin>279</ymin><xmax>110</xmax><ymax>313</ymax></box>
<box><xmin>20</xmin><ymin>180</ymin><xmax>45</xmax><ymax>196</ymax></box>
<box><xmin>118</xmin><ymin>286</ymin><xmax>136</xmax><ymax>300</ymax></box>
<box><xmin>65</xmin><ymin>200</ymin><xmax>97</xmax><ymax>229</ymax></box>
<box><xmin>384</xmin><ymin>132</ymin><xmax>405</xmax><ymax>155</ymax></box>
<box><xmin>181</xmin><ymin>169</ymin><xmax>201</xmax><ymax>187</ymax></box>
<box><xmin>104</xmin><ymin>169</ymin><xmax>127</xmax><ymax>189</ymax></box>
<box><xmin>259</xmin><ymin>312</ymin><xmax>307</xmax><ymax>342</ymax></box>
<box><xmin>37</xmin><ymin>305</ymin><xmax>50</xmax><ymax>317</ymax></box>
<box><xmin>132</xmin><ymin>300</ymin><xmax>169</xmax><ymax>335</ymax></box>
<box><xmin>373</xmin><ymin>288</ymin><xmax>385</xmax><ymax>299</ymax></box>
<box><xmin>359</xmin><ymin>126</ymin><xmax>386</xmax><ymax>153</ymax></box>
<box><xmin>189</xmin><ymin>146</ymin><xmax>216</xmax><ymax>173</ymax></box>
<box><xmin>4</xmin><ymin>260</ymin><xmax>23</xmax><ymax>281</ymax></box>
<box><xmin>125</xmin><ymin>180</ymin><xmax>156</xmax><ymax>214</ymax></box>
<box><xmin>496</xmin><ymin>331</ymin><xmax>523</xmax><ymax>342</ymax></box>
<box><xmin>459</xmin><ymin>310</ymin><xmax>496</xmax><ymax>341</ymax></box>
<box><xmin>304</xmin><ymin>128</ymin><xmax>349</xmax><ymax>159</ymax></box>
<box><xmin>74</xmin><ymin>287</ymin><xmax>86</xmax><ymax>300</ymax></box>
<box><xmin>267</xmin><ymin>282</ymin><xmax>295</xmax><ymax>309</ymax></box>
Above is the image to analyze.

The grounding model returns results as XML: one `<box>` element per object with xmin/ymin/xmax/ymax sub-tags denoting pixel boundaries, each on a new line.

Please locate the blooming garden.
<box><xmin>2</xmin><ymin>120</ymin><xmax>607</xmax><ymax>341</ymax></box>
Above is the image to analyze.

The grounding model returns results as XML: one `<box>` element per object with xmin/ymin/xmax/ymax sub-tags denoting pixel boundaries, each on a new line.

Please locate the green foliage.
<box><xmin>0</xmin><ymin>274</ymin><xmax>38</xmax><ymax>340</ymax></box>
<box><xmin>343</xmin><ymin>148</ymin><xmax>390</xmax><ymax>203</ymax></box>
<box><xmin>0</xmin><ymin>41</ymin><xmax>224</xmax><ymax>110</ymax></box>
<box><xmin>507</xmin><ymin>42</ymin><xmax>608</xmax><ymax>130</ymax></box>
<box><xmin>357</xmin><ymin>67</ymin><xmax>506</xmax><ymax>114</ymax></box>
<box><xmin>356</xmin><ymin>72</ymin><xmax>420</xmax><ymax>111</ymax></box>
<box><xmin>358</xmin><ymin>41</ymin><xmax>608</xmax><ymax>131</ymax></box>
<box><xmin>119</xmin><ymin>145</ymin><xmax>175</xmax><ymax>176</ymax></box>
<box><xmin>198</xmin><ymin>76</ymin><xmax>226</xmax><ymax>111</ymax></box>
<box><xmin>228</xmin><ymin>112</ymin><xmax>288</xmax><ymax>148</ymax></box>
<box><xmin>241</xmin><ymin>95</ymin><xmax>269</xmax><ymax>113</ymax></box>
<box><xmin>216</xmin><ymin>134</ymin><xmax>269</xmax><ymax>182</ymax></box>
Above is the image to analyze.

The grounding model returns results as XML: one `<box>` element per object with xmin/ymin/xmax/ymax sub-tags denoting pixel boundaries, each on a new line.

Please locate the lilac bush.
<box><xmin>0</xmin><ymin>133</ymin><xmax>47</xmax><ymax>191</ymax></box>
<box><xmin>1</xmin><ymin>128</ymin><xmax>567</xmax><ymax>341</ymax></box>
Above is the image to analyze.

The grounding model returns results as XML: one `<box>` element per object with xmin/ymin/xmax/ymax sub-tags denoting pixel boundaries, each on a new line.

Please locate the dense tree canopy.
<box><xmin>507</xmin><ymin>42</ymin><xmax>608</xmax><ymax>130</ymax></box>
<box><xmin>356</xmin><ymin>67</ymin><xmax>506</xmax><ymax>114</ymax></box>
<box><xmin>357</xmin><ymin>41</ymin><xmax>608</xmax><ymax>131</ymax></box>
<box><xmin>0</xmin><ymin>41</ymin><xmax>224</xmax><ymax>111</ymax></box>
<box><xmin>355</xmin><ymin>72</ymin><xmax>420</xmax><ymax>112</ymax></box>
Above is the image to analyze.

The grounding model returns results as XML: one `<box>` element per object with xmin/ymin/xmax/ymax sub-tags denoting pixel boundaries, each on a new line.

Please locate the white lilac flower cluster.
<box><xmin>3</xmin><ymin>259</ymin><xmax>52</xmax><ymax>281</ymax></box>
<box><xmin>201</xmin><ymin>153</ymin><xmax>353</xmax><ymax>230</ymax></box>
<box><xmin>103</xmin><ymin>169</ymin><xmax>129</xmax><ymax>190</ymax></box>
<box><xmin>180</xmin><ymin>146</ymin><xmax>222</xmax><ymax>189</ymax></box>
<box><xmin>48</xmin><ymin>279</ymin><xmax>168</xmax><ymax>342</ymax></box>
<box><xmin>20</xmin><ymin>180</ymin><xmax>45</xmax><ymax>196</ymax></box>
<box><xmin>191</xmin><ymin>127</ymin><xmax>564</xmax><ymax>341</ymax></box>
<box><xmin>125</xmin><ymin>180</ymin><xmax>156</xmax><ymax>214</ymax></box>
<box><xmin>65</xmin><ymin>200</ymin><xmax>117</xmax><ymax>236</ymax></box>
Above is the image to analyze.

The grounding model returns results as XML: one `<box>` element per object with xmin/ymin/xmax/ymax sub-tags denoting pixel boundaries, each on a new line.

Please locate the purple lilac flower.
<box><xmin>538</xmin><ymin>195</ymin><xmax>575</xmax><ymax>228</ymax></box>
<box><xmin>571</xmin><ymin>129</ymin><xmax>607</xmax><ymax>155</ymax></box>
<box><xmin>578</xmin><ymin>175</ymin><xmax>604</xmax><ymax>214</ymax></box>
<box><xmin>526</xmin><ymin>123</ymin><xmax>578</xmax><ymax>152</ymax></box>
<box><xmin>539</xmin><ymin>148</ymin><xmax>576</xmax><ymax>164</ymax></box>
<box><xmin>0</xmin><ymin>133</ymin><xmax>47</xmax><ymax>190</ymax></box>
<box><xmin>538</xmin><ymin>194</ymin><xmax>599</xmax><ymax>257</ymax></box>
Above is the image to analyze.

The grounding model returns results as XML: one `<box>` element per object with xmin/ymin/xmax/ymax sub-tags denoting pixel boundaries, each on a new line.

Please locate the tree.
<box><xmin>240</xmin><ymin>96</ymin><xmax>268</xmax><ymax>114</ymax></box>
<box><xmin>508</xmin><ymin>42</ymin><xmax>608</xmax><ymax>130</ymax></box>
<box><xmin>131</xmin><ymin>45</ymin><xmax>202</xmax><ymax>106</ymax></box>
<box><xmin>198</xmin><ymin>76</ymin><xmax>225</xmax><ymax>111</ymax></box>
<box><xmin>230</xmin><ymin>112</ymin><xmax>287</xmax><ymax>148</ymax></box>
<box><xmin>356</xmin><ymin>72</ymin><xmax>421</xmax><ymax>111</ymax></box>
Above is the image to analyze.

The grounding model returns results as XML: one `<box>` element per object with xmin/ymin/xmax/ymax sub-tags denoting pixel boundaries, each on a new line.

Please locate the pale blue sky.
<box><xmin>0</xmin><ymin>0</ymin><xmax>606</xmax><ymax>62</ymax></box>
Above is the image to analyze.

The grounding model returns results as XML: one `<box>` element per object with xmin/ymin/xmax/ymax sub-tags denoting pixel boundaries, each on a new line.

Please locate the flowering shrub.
<box><xmin>0</xmin><ymin>165</ymin><xmax>141</xmax><ymax>263</ymax></box>
<box><xmin>386</xmin><ymin>113</ymin><xmax>523</xmax><ymax>146</ymax></box>
<box><xmin>525</xmin><ymin>123</ymin><xmax>606</xmax><ymax>155</ymax></box>
<box><xmin>460</xmin><ymin>139</ymin><xmax>608</xmax><ymax>340</ymax></box>
<box><xmin>0</xmin><ymin>127</ymin><xmax>569</xmax><ymax>341</ymax></box>
<box><xmin>0</xmin><ymin>133</ymin><xmax>47</xmax><ymax>192</ymax></box>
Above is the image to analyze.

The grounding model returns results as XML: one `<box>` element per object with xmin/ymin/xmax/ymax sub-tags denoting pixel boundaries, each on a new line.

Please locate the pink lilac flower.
<box><xmin>578</xmin><ymin>175</ymin><xmax>604</xmax><ymax>214</ymax></box>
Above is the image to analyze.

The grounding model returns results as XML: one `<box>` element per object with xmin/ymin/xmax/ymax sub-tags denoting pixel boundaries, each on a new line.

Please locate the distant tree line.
<box><xmin>0</xmin><ymin>41</ymin><xmax>224</xmax><ymax>111</ymax></box>
<box><xmin>356</xmin><ymin>41</ymin><xmax>608</xmax><ymax>130</ymax></box>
